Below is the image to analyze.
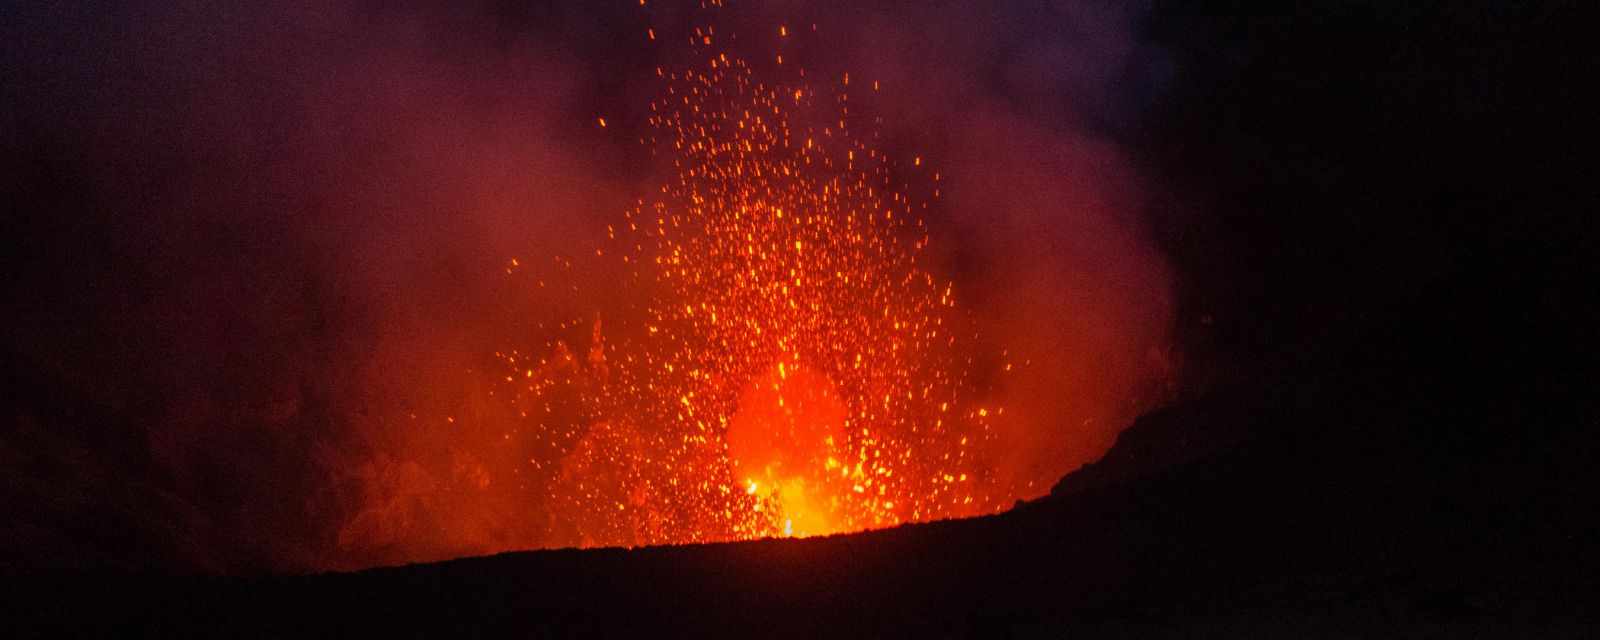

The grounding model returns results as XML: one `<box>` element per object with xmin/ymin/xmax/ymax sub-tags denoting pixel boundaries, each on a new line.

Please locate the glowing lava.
<box><xmin>727</xmin><ymin>359</ymin><xmax>848</xmax><ymax>537</ymax></box>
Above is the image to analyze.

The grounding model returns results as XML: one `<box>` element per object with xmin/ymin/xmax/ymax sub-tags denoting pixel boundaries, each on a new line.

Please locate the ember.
<box><xmin>493</xmin><ymin>44</ymin><xmax>1008</xmax><ymax>546</ymax></box>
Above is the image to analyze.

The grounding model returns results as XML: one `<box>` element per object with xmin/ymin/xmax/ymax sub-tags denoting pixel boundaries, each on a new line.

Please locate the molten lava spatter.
<box><xmin>481</xmin><ymin>21</ymin><xmax>1010</xmax><ymax>549</ymax></box>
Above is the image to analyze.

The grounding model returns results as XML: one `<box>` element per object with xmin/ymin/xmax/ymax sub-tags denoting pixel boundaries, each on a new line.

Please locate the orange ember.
<box><xmin>483</xmin><ymin>39</ymin><xmax>1012</xmax><ymax>547</ymax></box>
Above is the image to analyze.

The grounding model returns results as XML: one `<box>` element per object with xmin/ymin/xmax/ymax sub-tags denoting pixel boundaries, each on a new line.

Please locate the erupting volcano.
<box><xmin>489</xmin><ymin>49</ymin><xmax>1009</xmax><ymax>548</ymax></box>
<box><xmin>7</xmin><ymin>0</ymin><xmax>1588</xmax><ymax>634</ymax></box>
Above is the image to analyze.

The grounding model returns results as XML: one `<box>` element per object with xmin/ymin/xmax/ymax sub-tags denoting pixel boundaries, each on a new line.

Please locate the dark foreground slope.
<box><xmin>6</xmin><ymin>264</ymin><xmax>1597</xmax><ymax>637</ymax></box>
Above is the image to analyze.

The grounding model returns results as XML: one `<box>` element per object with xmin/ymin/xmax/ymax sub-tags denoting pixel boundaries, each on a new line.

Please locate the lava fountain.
<box><xmin>492</xmin><ymin>50</ymin><xmax>1009</xmax><ymax>547</ymax></box>
<box><xmin>354</xmin><ymin>12</ymin><xmax>1024</xmax><ymax>555</ymax></box>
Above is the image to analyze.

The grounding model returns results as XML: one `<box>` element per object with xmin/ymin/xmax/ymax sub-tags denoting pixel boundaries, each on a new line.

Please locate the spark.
<box><xmin>481</xmin><ymin>21</ymin><xmax>1008</xmax><ymax>549</ymax></box>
